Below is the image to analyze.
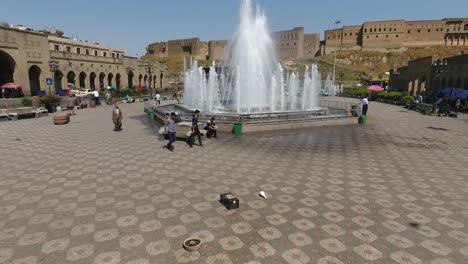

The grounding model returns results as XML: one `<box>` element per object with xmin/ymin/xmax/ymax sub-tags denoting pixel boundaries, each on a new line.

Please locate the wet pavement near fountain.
<box><xmin>0</xmin><ymin>99</ymin><xmax>467</xmax><ymax>263</ymax></box>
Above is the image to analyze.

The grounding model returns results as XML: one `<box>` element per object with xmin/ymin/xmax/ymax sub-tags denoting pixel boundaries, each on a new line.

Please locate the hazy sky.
<box><xmin>2</xmin><ymin>0</ymin><xmax>467</xmax><ymax>57</ymax></box>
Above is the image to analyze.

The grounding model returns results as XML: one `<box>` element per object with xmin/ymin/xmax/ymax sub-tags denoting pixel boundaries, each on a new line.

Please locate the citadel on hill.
<box><xmin>145</xmin><ymin>18</ymin><xmax>468</xmax><ymax>61</ymax></box>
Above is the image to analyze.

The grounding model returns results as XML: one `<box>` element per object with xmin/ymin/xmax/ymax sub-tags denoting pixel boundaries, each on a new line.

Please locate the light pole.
<box><xmin>431</xmin><ymin>59</ymin><xmax>448</xmax><ymax>111</ymax></box>
<box><xmin>145</xmin><ymin>63</ymin><xmax>154</xmax><ymax>99</ymax></box>
<box><xmin>333</xmin><ymin>20</ymin><xmax>342</xmax><ymax>86</ymax></box>
<box><xmin>48</xmin><ymin>60</ymin><xmax>59</xmax><ymax>95</ymax></box>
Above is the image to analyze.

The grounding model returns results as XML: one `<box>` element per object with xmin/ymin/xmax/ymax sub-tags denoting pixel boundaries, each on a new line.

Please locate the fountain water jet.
<box><xmin>183</xmin><ymin>0</ymin><xmax>321</xmax><ymax>113</ymax></box>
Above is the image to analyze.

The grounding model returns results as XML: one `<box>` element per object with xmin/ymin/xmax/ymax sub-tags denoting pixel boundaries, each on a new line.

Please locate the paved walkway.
<box><xmin>0</xmin><ymin>99</ymin><xmax>467</xmax><ymax>264</ymax></box>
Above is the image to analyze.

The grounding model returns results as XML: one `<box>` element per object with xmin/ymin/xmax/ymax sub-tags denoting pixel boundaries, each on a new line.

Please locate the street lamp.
<box><xmin>431</xmin><ymin>58</ymin><xmax>448</xmax><ymax>111</ymax></box>
<box><xmin>144</xmin><ymin>63</ymin><xmax>155</xmax><ymax>99</ymax></box>
<box><xmin>48</xmin><ymin>60</ymin><xmax>59</xmax><ymax>95</ymax></box>
<box><xmin>333</xmin><ymin>20</ymin><xmax>342</xmax><ymax>86</ymax></box>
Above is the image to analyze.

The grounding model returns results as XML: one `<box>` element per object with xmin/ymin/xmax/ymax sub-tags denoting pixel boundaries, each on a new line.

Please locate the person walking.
<box><xmin>66</xmin><ymin>93</ymin><xmax>78</xmax><ymax>115</ymax></box>
<box><xmin>105</xmin><ymin>91</ymin><xmax>112</xmax><ymax>105</ymax></box>
<box><xmin>163</xmin><ymin>112</ymin><xmax>177</xmax><ymax>151</ymax></box>
<box><xmin>360</xmin><ymin>94</ymin><xmax>369</xmax><ymax>116</ymax></box>
<box><xmin>112</xmin><ymin>102</ymin><xmax>123</xmax><ymax>131</ymax></box>
<box><xmin>155</xmin><ymin>93</ymin><xmax>161</xmax><ymax>105</ymax></box>
<box><xmin>188</xmin><ymin>110</ymin><xmax>202</xmax><ymax>148</ymax></box>
<box><xmin>93</xmin><ymin>90</ymin><xmax>100</xmax><ymax>106</ymax></box>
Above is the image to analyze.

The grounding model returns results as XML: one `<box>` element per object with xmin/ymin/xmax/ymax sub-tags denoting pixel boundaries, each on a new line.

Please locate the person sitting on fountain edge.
<box><xmin>204</xmin><ymin>117</ymin><xmax>218</xmax><ymax>138</ymax></box>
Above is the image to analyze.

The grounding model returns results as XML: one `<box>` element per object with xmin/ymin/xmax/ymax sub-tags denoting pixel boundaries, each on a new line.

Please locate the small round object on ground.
<box><xmin>183</xmin><ymin>238</ymin><xmax>201</xmax><ymax>251</ymax></box>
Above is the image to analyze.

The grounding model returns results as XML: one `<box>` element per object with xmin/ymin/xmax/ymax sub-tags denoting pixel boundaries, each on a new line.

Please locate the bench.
<box><xmin>414</xmin><ymin>103</ymin><xmax>433</xmax><ymax>115</ymax></box>
<box><xmin>0</xmin><ymin>110</ymin><xmax>8</xmax><ymax>122</ymax></box>
<box><xmin>33</xmin><ymin>108</ymin><xmax>49</xmax><ymax>118</ymax></box>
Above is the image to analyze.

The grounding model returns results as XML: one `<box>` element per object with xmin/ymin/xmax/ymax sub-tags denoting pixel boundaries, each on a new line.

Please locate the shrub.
<box><xmin>21</xmin><ymin>97</ymin><xmax>33</xmax><ymax>107</ymax></box>
<box><xmin>119</xmin><ymin>88</ymin><xmax>133</xmax><ymax>97</ymax></box>
<box><xmin>403</xmin><ymin>95</ymin><xmax>415</xmax><ymax>104</ymax></box>
<box><xmin>40</xmin><ymin>95</ymin><xmax>61</xmax><ymax>113</ymax></box>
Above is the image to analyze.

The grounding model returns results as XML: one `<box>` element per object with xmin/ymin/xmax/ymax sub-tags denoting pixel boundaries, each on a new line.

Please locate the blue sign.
<box><xmin>46</xmin><ymin>78</ymin><xmax>53</xmax><ymax>85</ymax></box>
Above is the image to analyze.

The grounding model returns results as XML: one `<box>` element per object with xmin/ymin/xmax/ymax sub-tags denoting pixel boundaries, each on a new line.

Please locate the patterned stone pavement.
<box><xmin>0</xmin><ymin>99</ymin><xmax>467</xmax><ymax>264</ymax></box>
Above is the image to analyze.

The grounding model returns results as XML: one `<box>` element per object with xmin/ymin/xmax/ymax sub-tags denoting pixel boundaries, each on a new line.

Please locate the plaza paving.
<box><xmin>0</xmin><ymin>99</ymin><xmax>467</xmax><ymax>264</ymax></box>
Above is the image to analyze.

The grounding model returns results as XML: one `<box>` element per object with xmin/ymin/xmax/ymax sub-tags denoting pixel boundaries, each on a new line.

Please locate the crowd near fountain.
<box><xmin>184</xmin><ymin>0</ymin><xmax>322</xmax><ymax>114</ymax></box>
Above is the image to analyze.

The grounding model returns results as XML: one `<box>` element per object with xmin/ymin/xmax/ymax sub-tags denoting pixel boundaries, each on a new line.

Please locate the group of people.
<box><xmin>154</xmin><ymin>91</ymin><xmax>183</xmax><ymax>105</ymax></box>
<box><xmin>436</xmin><ymin>96</ymin><xmax>468</xmax><ymax>116</ymax></box>
<box><xmin>163</xmin><ymin>109</ymin><xmax>218</xmax><ymax>152</ymax></box>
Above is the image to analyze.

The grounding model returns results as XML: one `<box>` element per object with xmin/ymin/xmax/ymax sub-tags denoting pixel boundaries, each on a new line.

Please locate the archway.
<box><xmin>89</xmin><ymin>72</ymin><xmax>96</xmax><ymax>90</ymax></box>
<box><xmin>116</xmin><ymin>73</ymin><xmax>121</xmax><ymax>90</ymax></box>
<box><xmin>67</xmin><ymin>71</ymin><xmax>76</xmax><ymax>87</ymax></box>
<box><xmin>99</xmin><ymin>72</ymin><xmax>105</xmax><ymax>89</ymax></box>
<box><xmin>0</xmin><ymin>51</ymin><xmax>16</xmax><ymax>98</ymax></box>
<box><xmin>54</xmin><ymin>71</ymin><xmax>63</xmax><ymax>93</ymax></box>
<box><xmin>127</xmin><ymin>71</ymin><xmax>134</xmax><ymax>88</ymax></box>
<box><xmin>143</xmin><ymin>75</ymin><xmax>148</xmax><ymax>87</ymax></box>
<box><xmin>160</xmin><ymin>72</ymin><xmax>164</xmax><ymax>89</ymax></box>
<box><xmin>28</xmin><ymin>65</ymin><xmax>41</xmax><ymax>96</ymax></box>
<box><xmin>79</xmin><ymin>72</ymin><xmax>87</xmax><ymax>88</ymax></box>
<box><xmin>448</xmin><ymin>77</ymin><xmax>454</xmax><ymax>87</ymax></box>
<box><xmin>455</xmin><ymin>77</ymin><xmax>462</xmax><ymax>88</ymax></box>
<box><xmin>138</xmin><ymin>74</ymin><xmax>142</xmax><ymax>86</ymax></box>
<box><xmin>108</xmin><ymin>73</ymin><xmax>114</xmax><ymax>86</ymax></box>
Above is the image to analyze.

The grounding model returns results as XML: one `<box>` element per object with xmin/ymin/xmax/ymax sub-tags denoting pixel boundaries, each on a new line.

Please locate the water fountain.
<box><xmin>147</xmin><ymin>0</ymin><xmax>353</xmax><ymax>132</ymax></box>
<box><xmin>183</xmin><ymin>0</ymin><xmax>322</xmax><ymax>114</ymax></box>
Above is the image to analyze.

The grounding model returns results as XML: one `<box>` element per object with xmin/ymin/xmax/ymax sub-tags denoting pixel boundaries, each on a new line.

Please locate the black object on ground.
<box><xmin>220</xmin><ymin>193</ymin><xmax>239</xmax><ymax>210</ymax></box>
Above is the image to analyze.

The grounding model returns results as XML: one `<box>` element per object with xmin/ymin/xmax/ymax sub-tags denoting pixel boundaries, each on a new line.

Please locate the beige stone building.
<box><xmin>324</xmin><ymin>18</ymin><xmax>468</xmax><ymax>54</ymax></box>
<box><xmin>389</xmin><ymin>54</ymin><xmax>468</xmax><ymax>96</ymax></box>
<box><xmin>146</xmin><ymin>27</ymin><xmax>320</xmax><ymax>62</ymax></box>
<box><xmin>208</xmin><ymin>40</ymin><xmax>229</xmax><ymax>62</ymax></box>
<box><xmin>147</xmin><ymin>38</ymin><xmax>208</xmax><ymax>61</ymax></box>
<box><xmin>1</xmin><ymin>24</ymin><xmax>168</xmax><ymax>97</ymax></box>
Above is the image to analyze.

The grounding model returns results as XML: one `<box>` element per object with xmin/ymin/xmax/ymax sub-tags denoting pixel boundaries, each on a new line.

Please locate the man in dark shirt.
<box><xmin>204</xmin><ymin>117</ymin><xmax>218</xmax><ymax>138</ymax></box>
<box><xmin>189</xmin><ymin>110</ymin><xmax>202</xmax><ymax>148</ymax></box>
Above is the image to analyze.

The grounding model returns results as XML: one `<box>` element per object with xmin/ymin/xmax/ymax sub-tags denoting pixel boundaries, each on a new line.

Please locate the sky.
<box><xmin>2</xmin><ymin>0</ymin><xmax>468</xmax><ymax>57</ymax></box>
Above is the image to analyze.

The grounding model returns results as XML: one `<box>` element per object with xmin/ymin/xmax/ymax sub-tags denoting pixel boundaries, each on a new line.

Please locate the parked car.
<box><xmin>73</xmin><ymin>88</ymin><xmax>93</xmax><ymax>97</ymax></box>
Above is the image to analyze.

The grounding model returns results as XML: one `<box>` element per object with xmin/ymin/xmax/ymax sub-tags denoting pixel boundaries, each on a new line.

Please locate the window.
<box><xmin>379</xmin><ymin>28</ymin><xmax>381</xmax><ymax>32</ymax></box>
<box><xmin>54</xmin><ymin>44</ymin><xmax>59</xmax><ymax>51</ymax></box>
<box><xmin>365</xmin><ymin>29</ymin><xmax>367</xmax><ymax>33</ymax></box>
<box><xmin>66</xmin><ymin>46</ymin><xmax>71</xmax><ymax>52</ymax></box>
<box><xmin>394</xmin><ymin>28</ymin><xmax>397</xmax><ymax>31</ymax></box>
<box><xmin>76</xmin><ymin>48</ymin><xmax>81</xmax><ymax>54</ymax></box>
<box><xmin>418</xmin><ymin>29</ymin><xmax>421</xmax><ymax>33</ymax></box>
<box><xmin>386</xmin><ymin>35</ymin><xmax>389</xmax><ymax>38</ymax></box>
<box><xmin>345</xmin><ymin>33</ymin><xmax>347</xmax><ymax>36</ymax></box>
<box><xmin>376</xmin><ymin>35</ymin><xmax>378</xmax><ymax>38</ymax></box>
<box><xmin>86</xmin><ymin>49</ymin><xmax>89</xmax><ymax>55</ymax></box>
<box><xmin>112</xmin><ymin>53</ymin><xmax>115</xmax><ymax>58</ymax></box>
<box><xmin>396</xmin><ymin>35</ymin><xmax>399</xmax><ymax>38</ymax></box>
<box><xmin>384</xmin><ymin>28</ymin><xmax>386</xmax><ymax>31</ymax></box>
<box><xmin>94</xmin><ymin>50</ymin><xmax>98</xmax><ymax>56</ymax></box>
<box><xmin>103</xmin><ymin>52</ymin><xmax>107</xmax><ymax>57</ymax></box>
<box><xmin>428</xmin><ymin>29</ymin><xmax>431</xmax><ymax>32</ymax></box>
<box><xmin>294</xmin><ymin>42</ymin><xmax>296</xmax><ymax>46</ymax></box>
<box><xmin>464</xmin><ymin>24</ymin><xmax>468</xmax><ymax>31</ymax></box>
<box><xmin>367</xmin><ymin>36</ymin><xmax>369</xmax><ymax>39</ymax></box>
